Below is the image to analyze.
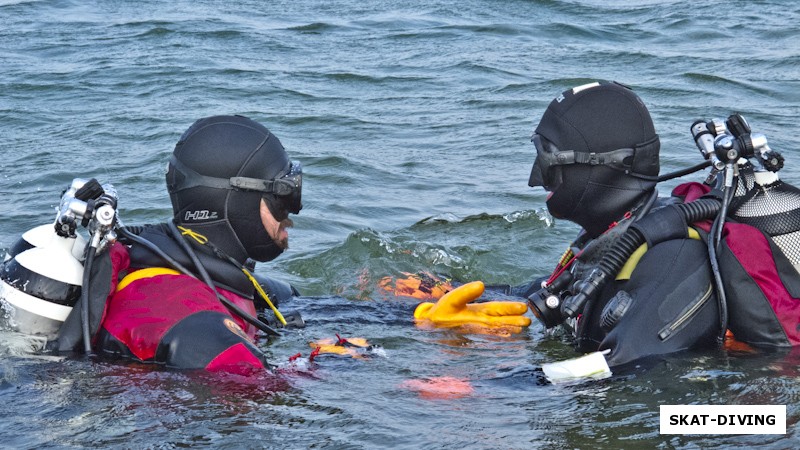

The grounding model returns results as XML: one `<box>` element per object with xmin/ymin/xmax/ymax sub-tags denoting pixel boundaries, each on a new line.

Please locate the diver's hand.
<box><xmin>413</xmin><ymin>281</ymin><xmax>531</xmax><ymax>328</ymax></box>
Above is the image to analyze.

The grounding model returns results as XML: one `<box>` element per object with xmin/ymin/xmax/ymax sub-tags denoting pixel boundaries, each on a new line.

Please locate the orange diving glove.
<box><xmin>413</xmin><ymin>281</ymin><xmax>531</xmax><ymax>328</ymax></box>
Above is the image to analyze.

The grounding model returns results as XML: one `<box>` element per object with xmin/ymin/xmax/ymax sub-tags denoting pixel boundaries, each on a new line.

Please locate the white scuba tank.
<box><xmin>0</xmin><ymin>223</ymin><xmax>86</xmax><ymax>339</ymax></box>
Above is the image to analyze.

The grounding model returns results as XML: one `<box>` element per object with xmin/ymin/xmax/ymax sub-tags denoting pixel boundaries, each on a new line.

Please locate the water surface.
<box><xmin>1</xmin><ymin>0</ymin><xmax>799</xmax><ymax>448</ymax></box>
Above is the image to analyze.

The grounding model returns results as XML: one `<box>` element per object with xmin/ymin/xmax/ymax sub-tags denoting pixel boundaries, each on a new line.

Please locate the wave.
<box><xmin>287</xmin><ymin>22</ymin><xmax>352</xmax><ymax>33</ymax></box>
<box><xmin>283</xmin><ymin>208</ymin><xmax>555</xmax><ymax>299</ymax></box>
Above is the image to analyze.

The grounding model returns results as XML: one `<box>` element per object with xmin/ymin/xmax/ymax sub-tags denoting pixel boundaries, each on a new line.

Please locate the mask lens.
<box><xmin>284</xmin><ymin>161</ymin><xmax>302</xmax><ymax>214</ymax></box>
<box><xmin>265</xmin><ymin>161</ymin><xmax>303</xmax><ymax>216</ymax></box>
<box><xmin>529</xmin><ymin>135</ymin><xmax>561</xmax><ymax>191</ymax></box>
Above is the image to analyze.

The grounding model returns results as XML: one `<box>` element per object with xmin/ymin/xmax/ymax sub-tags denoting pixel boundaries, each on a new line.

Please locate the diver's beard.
<box><xmin>275</xmin><ymin>218</ymin><xmax>294</xmax><ymax>249</ymax></box>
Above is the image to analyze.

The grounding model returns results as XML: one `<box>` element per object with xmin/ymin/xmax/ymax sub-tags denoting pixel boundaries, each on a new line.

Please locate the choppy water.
<box><xmin>2</xmin><ymin>0</ymin><xmax>800</xmax><ymax>448</ymax></box>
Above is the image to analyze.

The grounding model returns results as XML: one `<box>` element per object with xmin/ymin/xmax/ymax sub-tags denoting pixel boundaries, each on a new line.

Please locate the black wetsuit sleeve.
<box><xmin>511</xmin><ymin>276</ymin><xmax>548</xmax><ymax>299</ymax></box>
<box><xmin>254</xmin><ymin>274</ymin><xmax>299</xmax><ymax>309</ymax></box>
<box><xmin>587</xmin><ymin>238</ymin><xmax>719</xmax><ymax>368</ymax></box>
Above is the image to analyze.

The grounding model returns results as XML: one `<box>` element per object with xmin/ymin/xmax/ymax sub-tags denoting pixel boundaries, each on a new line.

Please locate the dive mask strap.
<box><xmin>540</xmin><ymin>147</ymin><xmax>636</xmax><ymax>170</ymax></box>
<box><xmin>168</xmin><ymin>155</ymin><xmax>296</xmax><ymax>195</ymax></box>
<box><xmin>533</xmin><ymin>134</ymin><xmax>660</xmax><ymax>176</ymax></box>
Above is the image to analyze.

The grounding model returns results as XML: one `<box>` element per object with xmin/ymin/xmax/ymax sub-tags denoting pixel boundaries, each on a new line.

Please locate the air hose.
<box><xmin>116</xmin><ymin>225</ymin><xmax>280</xmax><ymax>337</ymax></box>
<box><xmin>165</xmin><ymin>221</ymin><xmax>281</xmax><ymax>337</ymax></box>
<box><xmin>80</xmin><ymin>245</ymin><xmax>97</xmax><ymax>354</ymax></box>
<box><xmin>117</xmin><ymin>226</ymin><xmax>193</xmax><ymax>274</ymax></box>
<box><xmin>708</xmin><ymin>182</ymin><xmax>736</xmax><ymax>345</ymax></box>
<box><xmin>561</xmin><ymin>197</ymin><xmax>722</xmax><ymax>318</ymax></box>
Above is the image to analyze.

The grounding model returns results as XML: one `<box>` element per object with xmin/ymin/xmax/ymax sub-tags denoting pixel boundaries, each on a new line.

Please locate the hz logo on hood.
<box><xmin>185</xmin><ymin>210</ymin><xmax>219</xmax><ymax>221</ymax></box>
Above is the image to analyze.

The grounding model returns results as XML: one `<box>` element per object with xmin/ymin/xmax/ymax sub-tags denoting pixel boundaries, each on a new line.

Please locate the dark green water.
<box><xmin>1</xmin><ymin>0</ymin><xmax>799</xmax><ymax>448</ymax></box>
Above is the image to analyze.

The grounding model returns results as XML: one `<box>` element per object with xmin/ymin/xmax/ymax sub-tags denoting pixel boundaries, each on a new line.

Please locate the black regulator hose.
<box><xmin>117</xmin><ymin>224</ymin><xmax>149</xmax><ymax>242</ymax></box>
<box><xmin>708</xmin><ymin>182</ymin><xmax>735</xmax><ymax>345</ymax></box>
<box><xmin>165</xmin><ymin>221</ymin><xmax>280</xmax><ymax>337</ymax></box>
<box><xmin>561</xmin><ymin>198</ymin><xmax>722</xmax><ymax>318</ymax></box>
<box><xmin>626</xmin><ymin>161</ymin><xmax>712</xmax><ymax>184</ymax></box>
<box><xmin>117</xmin><ymin>226</ymin><xmax>193</xmax><ymax>275</ymax></box>
<box><xmin>117</xmin><ymin>225</ymin><xmax>280</xmax><ymax>337</ymax></box>
<box><xmin>656</xmin><ymin>160</ymin><xmax>713</xmax><ymax>183</ymax></box>
<box><xmin>81</xmin><ymin>245</ymin><xmax>97</xmax><ymax>354</ymax></box>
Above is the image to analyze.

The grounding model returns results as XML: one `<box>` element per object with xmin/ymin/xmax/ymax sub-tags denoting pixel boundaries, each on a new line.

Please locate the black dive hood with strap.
<box><xmin>529</xmin><ymin>81</ymin><xmax>661</xmax><ymax>238</ymax></box>
<box><xmin>166</xmin><ymin>115</ymin><xmax>291</xmax><ymax>263</ymax></box>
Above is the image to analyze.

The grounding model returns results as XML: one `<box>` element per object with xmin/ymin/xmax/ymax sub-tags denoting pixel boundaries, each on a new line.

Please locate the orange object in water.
<box><xmin>401</xmin><ymin>376</ymin><xmax>475</xmax><ymax>400</ymax></box>
<box><xmin>724</xmin><ymin>329</ymin><xmax>755</xmax><ymax>353</ymax></box>
<box><xmin>309</xmin><ymin>335</ymin><xmax>374</xmax><ymax>359</ymax></box>
<box><xmin>378</xmin><ymin>272</ymin><xmax>453</xmax><ymax>301</ymax></box>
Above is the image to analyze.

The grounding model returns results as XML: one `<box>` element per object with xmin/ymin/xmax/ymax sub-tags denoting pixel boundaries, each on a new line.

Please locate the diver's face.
<box><xmin>260</xmin><ymin>198</ymin><xmax>293</xmax><ymax>250</ymax></box>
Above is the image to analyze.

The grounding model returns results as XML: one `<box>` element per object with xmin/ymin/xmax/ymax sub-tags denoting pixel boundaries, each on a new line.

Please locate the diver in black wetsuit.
<box><xmin>518</xmin><ymin>80</ymin><xmax>722</xmax><ymax>367</ymax></box>
<box><xmin>412</xmin><ymin>81</ymin><xmax>721</xmax><ymax>367</ymax></box>
<box><xmin>517</xmin><ymin>80</ymin><xmax>800</xmax><ymax>368</ymax></box>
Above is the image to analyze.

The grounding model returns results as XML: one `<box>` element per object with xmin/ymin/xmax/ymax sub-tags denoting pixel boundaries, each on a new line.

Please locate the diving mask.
<box><xmin>528</xmin><ymin>133</ymin><xmax>659</xmax><ymax>191</ymax></box>
<box><xmin>168</xmin><ymin>156</ymin><xmax>303</xmax><ymax>217</ymax></box>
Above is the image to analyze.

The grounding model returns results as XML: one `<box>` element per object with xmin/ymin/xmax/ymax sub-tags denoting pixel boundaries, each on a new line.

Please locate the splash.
<box><xmin>0</xmin><ymin>297</ymin><xmax>19</xmax><ymax>332</ymax></box>
<box><xmin>0</xmin><ymin>330</ymin><xmax>47</xmax><ymax>356</ymax></box>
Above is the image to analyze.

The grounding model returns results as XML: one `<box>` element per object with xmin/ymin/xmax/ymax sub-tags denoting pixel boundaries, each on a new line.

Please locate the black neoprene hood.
<box><xmin>533</xmin><ymin>80</ymin><xmax>660</xmax><ymax>179</ymax></box>
<box><xmin>166</xmin><ymin>115</ymin><xmax>291</xmax><ymax>263</ymax></box>
<box><xmin>531</xmin><ymin>81</ymin><xmax>661</xmax><ymax>237</ymax></box>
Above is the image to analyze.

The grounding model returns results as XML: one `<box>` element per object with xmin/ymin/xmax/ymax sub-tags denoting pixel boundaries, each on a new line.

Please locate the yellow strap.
<box><xmin>175</xmin><ymin>224</ymin><xmax>287</xmax><ymax>326</ymax></box>
<box><xmin>177</xmin><ymin>225</ymin><xmax>208</xmax><ymax>244</ymax></box>
<box><xmin>616</xmin><ymin>244</ymin><xmax>648</xmax><ymax>281</ymax></box>
<box><xmin>243</xmin><ymin>268</ymin><xmax>287</xmax><ymax>326</ymax></box>
<box><xmin>117</xmin><ymin>267</ymin><xmax>181</xmax><ymax>292</ymax></box>
<box><xmin>615</xmin><ymin>228</ymin><xmax>701</xmax><ymax>281</ymax></box>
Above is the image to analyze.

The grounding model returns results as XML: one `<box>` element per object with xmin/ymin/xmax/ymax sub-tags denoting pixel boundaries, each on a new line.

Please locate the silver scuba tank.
<box><xmin>1</xmin><ymin>224</ymin><xmax>86</xmax><ymax>338</ymax></box>
<box><xmin>1</xmin><ymin>178</ymin><xmax>117</xmax><ymax>340</ymax></box>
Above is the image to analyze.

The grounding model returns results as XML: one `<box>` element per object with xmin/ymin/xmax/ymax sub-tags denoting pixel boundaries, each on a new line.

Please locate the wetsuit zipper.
<box><xmin>658</xmin><ymin>283</ymin><xmax>714</xmax><ymax>341</ymax></box>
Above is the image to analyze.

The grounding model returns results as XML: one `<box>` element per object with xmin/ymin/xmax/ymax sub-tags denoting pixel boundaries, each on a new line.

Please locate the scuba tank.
<box><xmin>4</xmin><ymin>224</ymin><xmax>86</xmax><ymax>263</ymax></box>
<box><xmin>0</xmin><ymin>226</ymin><xmax>85</xmax><ymax>338</ymax></box>
<box><xmin>0</xmin><ymin>179</ymin><xmax>117</xmax><ymax>340</ymax></box>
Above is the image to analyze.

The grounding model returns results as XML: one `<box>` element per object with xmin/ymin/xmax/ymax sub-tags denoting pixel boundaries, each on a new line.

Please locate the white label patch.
<box><xmin>184</xmin><ymin>210</ymin><xmax>219</xmax><ymax>221</ymax></box>
<box><xmin>572</xmin><ymin>82</ymin><xmax>601</xmax><ymax>94</ymax></box>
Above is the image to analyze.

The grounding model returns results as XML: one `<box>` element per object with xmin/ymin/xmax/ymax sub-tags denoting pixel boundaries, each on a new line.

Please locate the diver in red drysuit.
<box><xmin>58</xmin><ymin>115</ymin><xmax>302</xmax><ymax>374</ymax></box>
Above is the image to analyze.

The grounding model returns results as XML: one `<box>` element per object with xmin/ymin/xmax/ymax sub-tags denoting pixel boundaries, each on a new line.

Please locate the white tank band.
<box><xmin>0</xmin><ymin>280</ymin><xmax>73</xmax><ymax>321</ymax></box>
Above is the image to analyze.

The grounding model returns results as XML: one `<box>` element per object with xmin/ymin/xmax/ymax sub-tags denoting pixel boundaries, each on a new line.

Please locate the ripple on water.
<box><xmin>3</xmin><ymin>0</ymin><xmax>800</xmax><ymax>448</ymax></box>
